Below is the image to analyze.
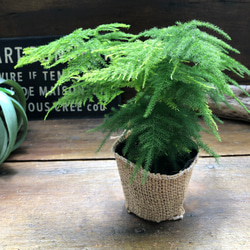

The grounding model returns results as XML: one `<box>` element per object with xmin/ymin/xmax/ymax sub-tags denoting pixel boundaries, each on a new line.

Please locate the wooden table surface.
<box><xmin>1</xmin><ymin>118</ymin><xmax>249</xmax><ymax>249</ymax></box>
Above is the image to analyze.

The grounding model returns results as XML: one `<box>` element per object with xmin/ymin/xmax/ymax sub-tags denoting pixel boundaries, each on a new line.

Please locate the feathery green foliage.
<box><xmin>15</xmin><ymin>20</ymin><xmax>250</xmax><ymax>182</ymax></box>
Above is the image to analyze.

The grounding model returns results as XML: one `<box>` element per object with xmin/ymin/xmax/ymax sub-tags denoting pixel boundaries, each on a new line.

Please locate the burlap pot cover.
<box><xmin>112</xmin><ymin>138</ymin><xmax>199</xmax><ymax>222</ymax></box>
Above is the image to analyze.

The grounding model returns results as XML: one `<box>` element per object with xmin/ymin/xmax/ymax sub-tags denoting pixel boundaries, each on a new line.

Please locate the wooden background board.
<box><xmin>8</xmin><ymin>118</ymin><xmax>250</xmax><ymax>162</ymax></box>
<box><xmin>0</xmin><ymin>0</ymin><xmax>250</xmax><ymax>84</ymax></box>
<box><xmin>0</xmin><ymin>157</ymin><xmax>249</xmax><ymax>249</ymax></box>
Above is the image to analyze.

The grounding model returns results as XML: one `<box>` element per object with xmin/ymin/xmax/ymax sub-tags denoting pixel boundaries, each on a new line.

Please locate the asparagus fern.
<box><xmin>15</xmin><ymin>20</ymin><xmax>250</xmax><ymax>181</ymax></box>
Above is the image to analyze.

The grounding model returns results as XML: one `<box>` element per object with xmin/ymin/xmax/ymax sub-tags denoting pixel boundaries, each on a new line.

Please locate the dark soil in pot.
<box><xmin>115</xmin><ymin>139</ymin><xmax>198</xmax><ymax>176</ymax></box>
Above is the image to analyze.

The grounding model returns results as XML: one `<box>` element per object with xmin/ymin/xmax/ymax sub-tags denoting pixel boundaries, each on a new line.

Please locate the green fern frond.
<box><xmin>95</xmin><ymin>95</ymin><xmax>218</xmax><ymax>182</ymax></box>
<box><xmin>15</xmin><ymin>20</ymin><xmax>250</xmax><ymax>182</ymax></box>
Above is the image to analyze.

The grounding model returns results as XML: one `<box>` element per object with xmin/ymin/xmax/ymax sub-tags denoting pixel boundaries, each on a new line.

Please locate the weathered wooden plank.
<box><xmin>8</xmin><ymin>118</ymin><xmax>250</xmax><ymax>162</ymax></box>
<box><xmin>9</xmin><ymin>118</ymin><xmax>120</xmax><ymax>161</ymax></box>
<box><xmin>200</xmin><ymin>119</ymin><xmax>250</xmax><ymax>156</ymax></box>
<box><xmin>0</xmin><ymin>157</ymin><xmax>249</xmax><ymax>249</ymax></box>
<box><xmin>208</xmin><ymin>85</ymin><xmax>250</xmax><ymax>122</ymax></box>
<box><xmin>0</xmin><ymin>0</ymin><xmax>250</xmax><ymax>84</ymax></box>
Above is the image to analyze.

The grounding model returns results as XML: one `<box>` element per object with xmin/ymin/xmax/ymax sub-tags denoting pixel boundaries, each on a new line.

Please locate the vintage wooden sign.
<box><xmin>0</xmin><ymin>36</ymin><xmax>120</xmax><ymax>120</ymax></box>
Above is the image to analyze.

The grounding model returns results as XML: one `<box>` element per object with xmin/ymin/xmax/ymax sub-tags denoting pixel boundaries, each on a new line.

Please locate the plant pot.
<box><xmin>112</xmin><ymin>136</ymin><xmax>199</xmax><ymax>222</ymax></box>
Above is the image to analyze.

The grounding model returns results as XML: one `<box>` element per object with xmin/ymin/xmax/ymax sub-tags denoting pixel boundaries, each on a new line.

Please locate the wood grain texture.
<box><xmin>0</xmin><ymin>157</ymin><xmax>249</xmax><ymax>249</ymax></box>
<box><xmin>0</xmin><ymin>0</ymin><xmax>250</xmax><ymax>84</ymax></box>
<box><xmin>208</xmin><ymin>85</ymin><xmax>250</xmax><ymax>122</ymax></box>
<box><xmin>9</xmin><ymin>118</ymin><xmax>120</xmax><ymax>161</ymax></box>
<box><xmin>1</xmin><ymin>117</ymin><xmax>249</xmax><ymax>249</ymax></box>
<box><xmin>200</xmin><ymin>119</ymin><xmax>250</xmax><ymax>156</ymax></box>
<box><xmin>8</xmin><ymin>118</ymin><xmax>250</xmax><ymax>162</ymax></box>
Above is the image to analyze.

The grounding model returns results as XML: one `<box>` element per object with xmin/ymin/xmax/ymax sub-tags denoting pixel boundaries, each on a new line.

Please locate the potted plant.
<box><xmin>0</xmin><ymin>78</ymin><xmax>28</xmax><ymax>165</ymax></box>
<box><xmin>15</xmin><ymin>20</ymin><xmax>250</xmax><ymax>222</ymax></box>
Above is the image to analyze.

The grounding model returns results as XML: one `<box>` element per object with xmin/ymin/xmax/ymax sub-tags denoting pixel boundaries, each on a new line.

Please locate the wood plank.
<box><xmin>208</xmin><ymin>85</ymin><xmax>250</xmax><ymax>123</ymax></box>
<box><xmin>0</xmin><ymin>157</ymin><xmax>249</xmax><ymax>249</ymax></box>
<box><xmin>9</xmin><ymin>118</ymin><xmax>250</xmax><ymax>162</ymax></box>
<box><xmin>200</xmin><ymin>119</ymin><xmax>250</xmax><ymax>156</ymax></box>
<box><xmin>9</xmin><ymin>118</ymin><xmax>120</xmax><ymax>161</ymax></box>
<box><xmin>0</xmin><ymin>1</ymin><xmax>250</xmax><ymax>84</ymax></box>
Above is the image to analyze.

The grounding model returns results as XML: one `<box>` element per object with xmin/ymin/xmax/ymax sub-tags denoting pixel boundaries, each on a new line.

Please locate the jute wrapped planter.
<box><xmin>112</xmin><ymin>138</ymin><xmax>199</xmax><ymax>223</ymax></box>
